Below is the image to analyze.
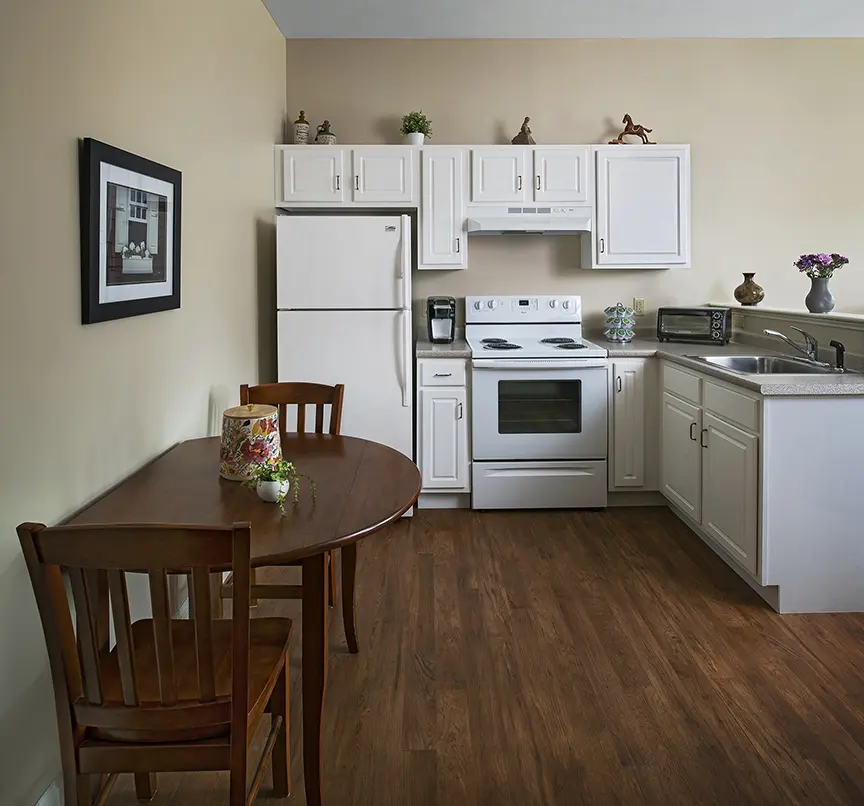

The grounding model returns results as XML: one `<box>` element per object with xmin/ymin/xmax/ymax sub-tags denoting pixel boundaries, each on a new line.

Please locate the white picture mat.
<box><xmin>98</xmin><ymin>163</ymin><xmax>174</xmax><ymax>304</ymax></box>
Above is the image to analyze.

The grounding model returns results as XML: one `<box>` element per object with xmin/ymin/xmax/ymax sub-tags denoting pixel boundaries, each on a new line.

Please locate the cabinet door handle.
<box><xmin>536</xmin><ymin>175</ymin><xmax>541</xmax><ymax>191</ymax></box>
<box><xmin>701</xmin><ymin>428</ymin><xmax>708</xmax><ymax>448</ymax></box>
<box><xmin>434</xmin><ymin>373</ymin><xmax>452</xmax><ymax>377</ymax></box>
<box><xmin>335</xmin><ymin>175</ymin><xmax>341</xmax><ymax>191</ymax></box>
<box><xmin>689</xmin><ymin>422</ymin><xmax>697</xmax><ymax>441</ymax></box>
<box><xmin>355</xmin><ymin>175</ymin><xmax>360</xmax><ymax>191</ymax></box>
<box><xmin>457</xmin><ymin>402</ymin><xmax>464</xmax><ymax>419</ymax></box>
<box><xmin>616</xmin><ymin>376</ymin><xmax>622</xmax><ymax>393</ymax></box>
<box><xmin>599</xmin><ymin>237</ymin><xmax>605</xmax><ymax>254</ymax></box>
<box><xmin>455</xmin><ymin>237</ymin><xmax>461</xmax><ymax>253</ymax></box>
<box><xmin>517</xmin><ymin>175</ymin><xmax>523</xmax><ymax>191</ymax></box>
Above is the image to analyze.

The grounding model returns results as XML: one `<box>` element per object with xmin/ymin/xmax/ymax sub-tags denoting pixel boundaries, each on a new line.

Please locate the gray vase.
<box><xmin>805</xmin><ymin>276</ymin><xmax>835</xmax><ymax>314</ymax></box>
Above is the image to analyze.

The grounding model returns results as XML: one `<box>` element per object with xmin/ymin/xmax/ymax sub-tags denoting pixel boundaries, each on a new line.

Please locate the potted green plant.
<box><xmin>400</xmin><ymin>110</ymin><xmax>432</xmax><ymax>145</ymax></box>
<box><xmin>245</xmin><ymin>459</ymin><xmax>315</xmax><ymax>514</ymax></box>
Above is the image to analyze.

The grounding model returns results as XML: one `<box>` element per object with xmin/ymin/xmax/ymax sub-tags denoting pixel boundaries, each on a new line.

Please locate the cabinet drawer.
<box><xmin>662</xmin><ymin>363</ymin><xmax>701</xmax><ymax>404</ymax></box>
<box><xmin>419</xmin><ymin>359</ymin><xmax>466</xmax><ymax>386</ymax></box>
<box><xmin>704</xmin><ymin>381</ymin><xmax>760</xmax><ymax>434</ymax></box>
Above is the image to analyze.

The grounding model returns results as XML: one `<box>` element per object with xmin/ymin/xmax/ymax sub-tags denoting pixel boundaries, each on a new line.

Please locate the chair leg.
<box><xmin>134</xmin><ymin>773</ymin><xmax>157</xmax><ymax>801</ymax></box>
<box><xmin>327</xmin><ymin>550</ymin><xmax>336</xmax><ymax>608</ymax></box>
<box><xmin>271</xmin><ymin>661</ymin><xmax>291</xmax><ymax>798</ymax></box>
<box><xmin>70</xmin><ymin>773</ymin><xmax>92</xmax><ymax>806</ymax></box>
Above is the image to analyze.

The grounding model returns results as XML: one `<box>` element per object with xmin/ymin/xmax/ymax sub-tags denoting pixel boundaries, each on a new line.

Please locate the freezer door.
<box><xmin>277</xmin><ymin>310</ymin><xmax>413</xmax><ymax>460</ymax></box>
<box><xmin>277</xmin><ymin>215</ymin><xmax>411</xmax><ymax>310</ymax></box>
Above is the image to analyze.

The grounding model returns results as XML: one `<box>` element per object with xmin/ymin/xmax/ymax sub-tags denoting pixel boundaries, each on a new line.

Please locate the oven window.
<box><xmin>662</xmin><ymin>313</ymin><xmax>711</xmax><ymax>335</ymax></box>
<box><xmin>498</xmin><ymin>380</ymin><xmax>582</xmax><ymax>434</ymax></box>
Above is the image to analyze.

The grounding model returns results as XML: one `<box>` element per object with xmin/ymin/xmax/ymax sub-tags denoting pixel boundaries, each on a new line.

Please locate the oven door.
<box><xmin>472</xmin><ymin>358</ymin><xmax>608</xmax><ymax>461</ymax></box>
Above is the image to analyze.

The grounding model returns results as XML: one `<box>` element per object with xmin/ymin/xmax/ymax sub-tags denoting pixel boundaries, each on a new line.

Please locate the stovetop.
<box><xmin>466</xmin><ymin>328</ymin><xmax>608</xmax><ymax>359</ymax></box>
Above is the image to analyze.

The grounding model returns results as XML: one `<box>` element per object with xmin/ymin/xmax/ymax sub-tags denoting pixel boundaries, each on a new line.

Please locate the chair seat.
<box><xmin>87</xmin><ymin>617</ymin><xmax>292</xmax><ymax>742</ymax></box>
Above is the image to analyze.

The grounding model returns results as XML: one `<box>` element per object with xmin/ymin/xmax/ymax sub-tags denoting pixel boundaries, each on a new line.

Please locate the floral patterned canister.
<box><xmin>219</xmin><ymin>404</ymin><xmax>281</xmax><ymax>481</ymax></box>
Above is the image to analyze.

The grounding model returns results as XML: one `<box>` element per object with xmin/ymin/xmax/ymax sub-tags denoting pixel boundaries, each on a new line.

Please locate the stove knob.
<box><xmin>473</xmin><ymin>300</ymin><xmax>483</xmax><ymax>311</ymax></box>
<box><xmin>562</xmin><ymin>300</ymin><xmax>571</xmax><ymax>310</ymax></box>
<box><xmin>487</xmin><ymin>300</ymin><xmax>498</xmax><ymax>310</ymax></box>
<box><xmin>548</xmin><ymin>299</ymin><xmax>558</xmax><ymax>309</ymax></box>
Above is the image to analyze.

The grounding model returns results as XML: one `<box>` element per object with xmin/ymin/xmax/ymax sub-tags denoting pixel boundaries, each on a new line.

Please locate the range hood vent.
<box><xmin>466</xmin><ymin>205</ymin><xmax>592</xmax><ymax>235</ymax></box>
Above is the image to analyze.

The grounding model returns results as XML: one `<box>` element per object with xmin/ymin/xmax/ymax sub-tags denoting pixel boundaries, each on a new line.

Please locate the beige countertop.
<box><xmin>606</xmin><ymin>338</ymin><xmax>864</xmax><ymax>396</ymax></box>
<box><xmin>415</xmin><ymin>337</ymin><xmax>471</xmax><ymax>358</ymax></box>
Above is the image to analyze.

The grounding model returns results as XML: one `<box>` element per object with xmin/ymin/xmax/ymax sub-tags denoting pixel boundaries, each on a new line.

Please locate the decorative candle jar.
<box><xmin>219</xmin><ymin>404</ymin><xmax>281</xmax><ymax>481</ymax></box>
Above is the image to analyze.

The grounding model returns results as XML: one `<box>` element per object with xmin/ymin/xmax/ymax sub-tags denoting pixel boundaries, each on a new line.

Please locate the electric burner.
<box><xmin>481</xmin><ymin>338</ymin><xmax>507</xmax><ymax>344</ymax></box>
<box><xmin>556</xmin><ymin>343</ymin><xmax>586</xmax><ymax>350</ymax></box>
<box><xmin>484</xmin><ymin>342</ymin><xmax>522</xmax><ymax>351</ymax></box>
<box><xmin>541</xmin><ymin>337</ymin><xmax>576</xmax><ymax>344</ymax></box>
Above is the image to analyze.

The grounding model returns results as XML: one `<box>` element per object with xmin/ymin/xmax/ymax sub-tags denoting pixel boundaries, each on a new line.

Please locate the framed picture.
<box><xmin>79</xmin><ymin>138</ymin><xmax>181</xmax><ymax>324</ymax></box>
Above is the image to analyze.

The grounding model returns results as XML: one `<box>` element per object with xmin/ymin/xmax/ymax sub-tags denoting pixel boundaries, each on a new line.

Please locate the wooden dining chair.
<box><xmin>18</xmin><ymin>521</ymin><xmax>292</xmax><ymax>806</ymax></box>
<box><xmin>220</xmin><ymin>382</ymin><xmax>344</xmax><ymax>612</ymax></box>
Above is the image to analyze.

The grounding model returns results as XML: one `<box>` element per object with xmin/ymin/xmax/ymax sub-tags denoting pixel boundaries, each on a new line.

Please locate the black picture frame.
<box><xmin>79</xmin><ymin>138</ymin><xmax>182</xmax><ymax>324</ymax></box>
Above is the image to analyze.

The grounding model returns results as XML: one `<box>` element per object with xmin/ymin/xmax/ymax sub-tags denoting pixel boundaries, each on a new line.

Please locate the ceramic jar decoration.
<box><xmin>604</xmin><ymin>302</ymin><xmax>636</xmax><ymax>343</ymax></box>
<box><xmin>219</xmin><ymin>404</ymin><xmax>281</xmax><ymax>481</ymax></box>
<box><xmin>314</xmin><ymin>120</ymin><xmax>337</xmax><ymax>145</ymax></box>
<box><xmin>733</xmin><ymin>272</ymin><xmax>765</xmax><ymax>306</ymax></box>
<box><xmin>292</xmin><ymin>110</ymin><xmax>310</xmax><ymax>144</ymax></box>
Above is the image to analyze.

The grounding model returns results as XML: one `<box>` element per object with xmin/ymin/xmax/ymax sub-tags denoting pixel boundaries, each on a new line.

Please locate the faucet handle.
<box><xmin>790</xmin><ymin>325</ymin><xmax>818</xmax><ymax>357</ymax></box>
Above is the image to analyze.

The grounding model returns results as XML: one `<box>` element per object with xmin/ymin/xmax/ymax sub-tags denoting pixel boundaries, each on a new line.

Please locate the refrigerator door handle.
<box><xmin>401</xmin><ymin>310</ymin><xmax>412</xmax><ymax>407</ymax></box>
<box><xmin>399</xmin><ymin>214</ymin><xmax>411</xmax><ymax>309</ymax></box>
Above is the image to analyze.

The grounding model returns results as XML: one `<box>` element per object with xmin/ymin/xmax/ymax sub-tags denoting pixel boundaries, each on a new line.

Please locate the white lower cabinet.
<box><xmin>701</xmin><ymin>413</ymin><xmax>759</xmax><ymax>575</ymax></box>
<box><xmin>416</xmin><ymin>359</ymin><xmax>470</xmax><ymax>494</ymax></box>
<box><xmin>661</xmin><ymin>392</ymin><xmax>702</xmax><ymax>521</ymax></box>
<box><xmin>609</xmin><ymin>358</ymin><xmax>660</xmax><ymax>490</ymax></box>
<box><xmin>660</xmin><ymin>363</ymin><xmax>761</xmax><ymax>577</ymax></box>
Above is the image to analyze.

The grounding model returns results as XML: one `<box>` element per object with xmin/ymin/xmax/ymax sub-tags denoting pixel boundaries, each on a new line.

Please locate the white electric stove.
<box><xmin>466</xmin><ymin>295</ymin><xmax>609</xmax><ymax>510</ymax></box>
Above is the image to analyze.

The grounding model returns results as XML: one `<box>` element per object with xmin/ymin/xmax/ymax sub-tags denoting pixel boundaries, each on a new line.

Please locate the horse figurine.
<box><xmin>609</xmin><ymin>114</ymin><xmax>656</xmax><ymax>145</ymax></box>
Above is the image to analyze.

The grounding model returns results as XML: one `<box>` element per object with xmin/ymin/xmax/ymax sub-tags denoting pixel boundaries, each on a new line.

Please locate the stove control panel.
<box><xmin>466</xmin><ymin>295</ymin><xmax>582</xmax><ymax>324</ymax></box>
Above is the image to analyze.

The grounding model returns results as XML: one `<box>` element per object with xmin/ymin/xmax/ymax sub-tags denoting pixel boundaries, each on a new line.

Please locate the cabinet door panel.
<box><xmin>353</xmin><ymin>148</ymin><xmax>415</xmax><ymax>204</ymax></box>
<box><xmin>595</xmin><ymin>147</ymin><xmax>690</xmax><ymax>266</ymax></box>
<box><xmin>420</xmin><ymin>388</ymin><xmax>468</xmax><ymax>490</ymax></box>
<box><xmin>421</xmin><ymin>149</ymin><xmax>466</xmax><ymax>268</ymax></box>
<box><xmin>661</xmin><ymin>393</ymin><xmax>701</xmax><ymax>521</ymax></box>
<box><xmin>702</xmin><ymin>413</ymin><xmax>759</xmax><ymax>575</ymax></box>
<box><xmin>471</xmin><ymin>148</ymin><xmax>526</xmax><ymax>203</ymax></box>
<box><xmin>612</xmin><ymin>360</ymin><xmax>646</xmax><ymax>487</ymax></box>
<box><xmin>534</xmin><ymin>147</ymin><xmax>589</xmax><ymax>203</ymax></box>
<box><xmin>279</xmin><ymin>148</ymin><xmax>345</xmax><ymax>203</ymax></box>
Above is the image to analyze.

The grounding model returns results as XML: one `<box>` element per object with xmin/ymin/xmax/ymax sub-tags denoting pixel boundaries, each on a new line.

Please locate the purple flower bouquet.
<box><xmin>794</xmin><ymin>253</ymin><xmax>849</xmax><ymax>279</ymax></box>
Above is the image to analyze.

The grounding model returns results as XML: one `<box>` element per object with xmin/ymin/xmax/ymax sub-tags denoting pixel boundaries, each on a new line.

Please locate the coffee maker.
<box><xmin>426</xmin><ymin>296</ymin><xmax>456</xmax><ymax>344</ymax></box>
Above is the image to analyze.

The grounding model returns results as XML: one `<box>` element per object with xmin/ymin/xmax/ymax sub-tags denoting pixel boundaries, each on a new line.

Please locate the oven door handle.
<box><xmin>472</xmin><ymin>359</ymin><xmax>608</xmax><ymax>370</ymax></box>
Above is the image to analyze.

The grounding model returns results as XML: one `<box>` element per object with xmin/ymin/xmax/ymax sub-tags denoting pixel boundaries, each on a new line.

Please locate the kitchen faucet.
<box><xmin>763</xmin><ymin>326</ymin><xmax>820</xmax><ymax>361</ymax></box>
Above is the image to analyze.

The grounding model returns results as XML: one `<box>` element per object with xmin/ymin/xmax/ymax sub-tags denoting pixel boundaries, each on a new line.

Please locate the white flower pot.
<box><xmin>404</xmin><ymin>132</ymin><xmax>425</xmax><ymax>146</ymax></box>
<box><xmin>257</xmin><ymin>479</ymin><xmax>290</xmax><ymax>503</ymax></box>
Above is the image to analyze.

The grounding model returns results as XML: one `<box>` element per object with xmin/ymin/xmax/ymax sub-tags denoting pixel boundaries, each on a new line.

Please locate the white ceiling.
<box><xmin>263</xmin><ymin>0</ymin><xmax>864</xmax><ymax>39</ymax></box>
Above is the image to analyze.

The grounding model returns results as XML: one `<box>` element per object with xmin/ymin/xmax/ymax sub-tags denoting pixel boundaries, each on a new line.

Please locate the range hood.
<box><xmin>466</xmin><ymin>205</ymin><xmax>592</xmax><ymax>235</ymax></box>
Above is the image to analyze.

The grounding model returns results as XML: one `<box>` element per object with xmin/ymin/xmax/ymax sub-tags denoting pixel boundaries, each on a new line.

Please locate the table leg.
<box><xmin>301</xmin><ymin>553</ymin><xmax>328</xmax><ymax>806</ymax></box>
<box><xmin>341</xmin><ymin>544</ymin><xmax>359</xmax><ymax>654</ymax></box>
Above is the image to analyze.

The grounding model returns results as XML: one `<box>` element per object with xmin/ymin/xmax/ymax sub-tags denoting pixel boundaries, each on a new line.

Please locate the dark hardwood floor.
<box><xmin>108</xmin><ymin>507</ymin><xmax>864</xmax><ymax>805</ymax></box>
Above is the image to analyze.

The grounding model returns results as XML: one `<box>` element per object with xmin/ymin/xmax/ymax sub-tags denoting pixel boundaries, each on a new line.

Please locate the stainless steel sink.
<box><xmin>687</xmin><ymin>355</ymin><xmax>842</xmax><ymax>375</ymax></box>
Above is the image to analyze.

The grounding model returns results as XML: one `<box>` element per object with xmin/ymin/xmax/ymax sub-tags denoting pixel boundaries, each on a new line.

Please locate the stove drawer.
<box><xmin>419</xmin><ymin>359</ymin><xmax>466</xmax><ymax>386</ymax></box>
<box><xmin>472</xmin><ymin>461</ymin><xmax>607</xmax><ymax>510</ymax></box>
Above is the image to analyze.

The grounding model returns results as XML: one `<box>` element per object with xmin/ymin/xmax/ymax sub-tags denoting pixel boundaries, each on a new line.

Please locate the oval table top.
<box><xmin>68</xmin><ymin>434</ymin><xmax>421</xmax><ymax>566</ymax></box>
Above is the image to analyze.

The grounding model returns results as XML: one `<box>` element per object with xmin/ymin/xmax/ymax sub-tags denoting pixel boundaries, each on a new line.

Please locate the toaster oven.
<box><xmin>656</xmin><ymin>307</ymin><xmax>732</xmax><ymax>344</ymax></box>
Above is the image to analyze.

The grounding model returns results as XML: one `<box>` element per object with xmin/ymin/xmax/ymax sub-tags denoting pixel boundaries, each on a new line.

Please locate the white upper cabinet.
<box><xmin>352</xmin><ymin>147</ymin><xmax>416</xmax><ymax>204</ymax></box>
<box><xmin>592</xmin><ymin>146</ymin><xmax>690</xmax><ymax>268</ymax></box>
<box><xmin>277</xmin><ymin>148</ymin><xmax>345</xmax><ymax>203</ymax></box>
<box><xmin>533</xmin><ymin>147</ymin><xmax>589</xmax><ymax>204</ymax></box>
<box><xmin>471</xmin><ymin>148</ymin><xmax>527</xmax><ymax>204</ymax></box>
<box><xmin>420</xmin><ymin>148</ymin><xmax>467</xmax><ymax>269</ymax></box>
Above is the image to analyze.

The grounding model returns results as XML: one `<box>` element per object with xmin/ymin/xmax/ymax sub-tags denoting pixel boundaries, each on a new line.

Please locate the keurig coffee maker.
<box><xmin>427</xmin><ymin>296</ymin><xmax>456</xmax><ymax>344</ymax></box>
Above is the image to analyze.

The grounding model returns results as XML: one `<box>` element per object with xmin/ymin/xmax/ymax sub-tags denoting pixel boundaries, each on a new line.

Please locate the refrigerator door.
<box><xmin>277</xmin><ymin>215</ymin><xmax>411</xmax><ymax>311</ymax></box>
<box><xmin>277</xmin><ymin>310</ymin><xmax>413</xmax><ymax>460</ymax></box>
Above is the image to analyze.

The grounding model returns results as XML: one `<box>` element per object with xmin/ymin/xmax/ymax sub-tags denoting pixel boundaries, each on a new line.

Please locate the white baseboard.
<box><xmin>417</xmin><ymin>492</ymin><xmax>471</xmax><ymax>509</ymax></box>
<box><xmin>607</xmin><ymin>490</ymin><xmax>666</xmax><ymax>507</ymax></box>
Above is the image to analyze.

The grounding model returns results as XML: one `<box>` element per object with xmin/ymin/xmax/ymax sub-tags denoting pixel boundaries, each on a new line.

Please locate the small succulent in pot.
<box><xmin>245</xmin><ymin>458</ymin><xmax>315</xmax><ymax>515</ymax></box>
<box><xmin>400</xmin><ymin>110</ymin><xmax>432</xmax><ymax>144</ymax></box>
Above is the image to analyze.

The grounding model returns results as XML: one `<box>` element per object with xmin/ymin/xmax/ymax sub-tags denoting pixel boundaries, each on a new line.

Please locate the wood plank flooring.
<box><xmin>107</xmin><ymin>507</ymin><xmax>864</xmax><ymax>805</ymax></box>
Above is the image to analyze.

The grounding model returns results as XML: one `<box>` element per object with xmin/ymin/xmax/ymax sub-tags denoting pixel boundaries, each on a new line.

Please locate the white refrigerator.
<box><xmin>276</xmin><ymin>214</ymin><xmax>413</xmax><ymax>461</ymax></box>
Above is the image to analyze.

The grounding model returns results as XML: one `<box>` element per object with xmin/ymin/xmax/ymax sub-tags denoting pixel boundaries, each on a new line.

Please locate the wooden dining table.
<box><xmin>67</xmin><ymin>433</ymin><xmax>421</xmax><ymax>806</ymax></box>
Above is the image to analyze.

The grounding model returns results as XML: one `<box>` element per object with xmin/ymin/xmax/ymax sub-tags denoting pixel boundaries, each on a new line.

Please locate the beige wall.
<box><xmin>285</xmin><ymin>39</ymin><xmax>864</xmax><ymax>327</ymax></box>
<box><xmin>0</xmin><ymin>1</ymin><xmax>284</xmax><ymax>802</ymax></box>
